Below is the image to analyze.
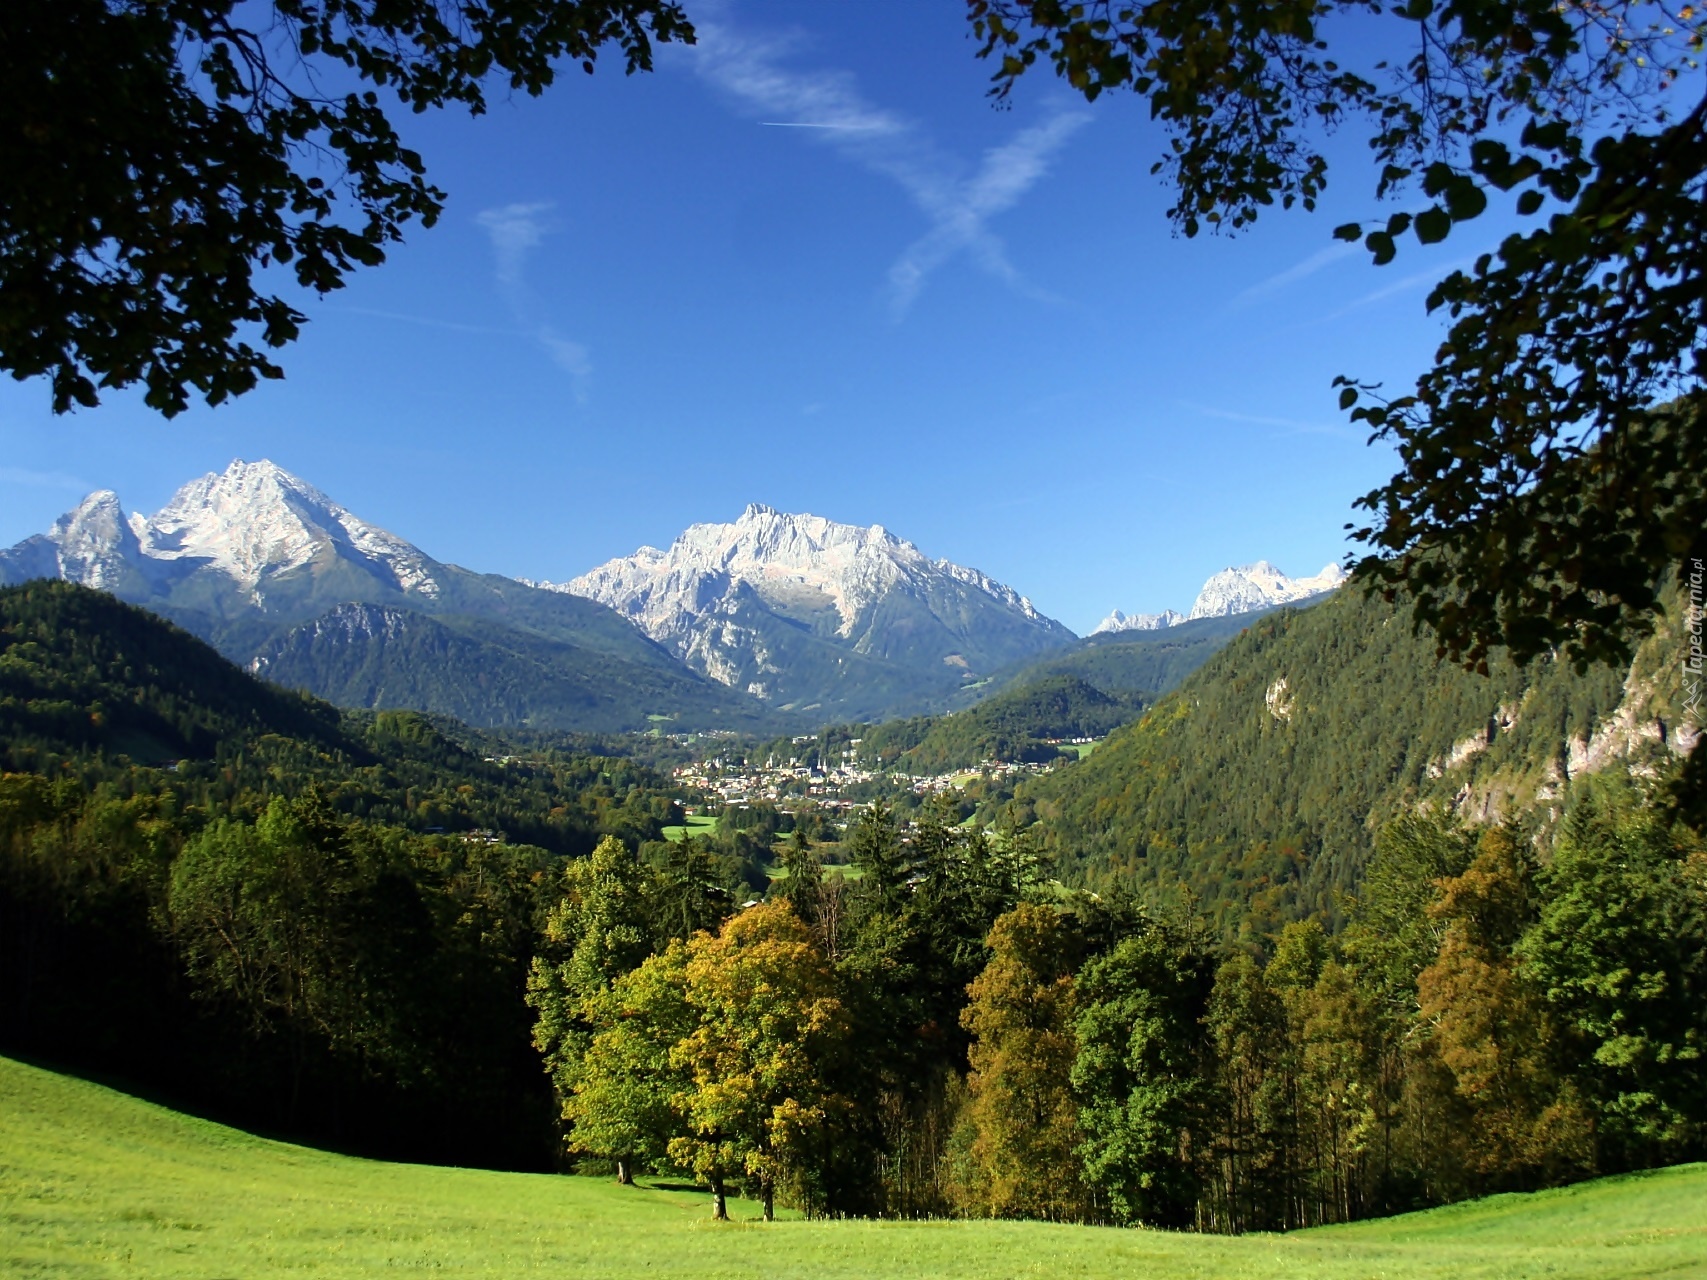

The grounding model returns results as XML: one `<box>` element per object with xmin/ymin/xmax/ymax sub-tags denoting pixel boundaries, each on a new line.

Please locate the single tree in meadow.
<box><xmin>669</xmin><ymin>901</ymin><xmax>850</xmax><ymax>1220</ymax></box>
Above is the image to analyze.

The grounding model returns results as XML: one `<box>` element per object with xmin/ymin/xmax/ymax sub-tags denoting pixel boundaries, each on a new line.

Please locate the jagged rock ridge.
<box><xmin>0</xmin><ymin>461</ymin><xmax>760</xmax><ymax>731</ymax></box>
<box><xmin>544</xmin><ymin>504</ymin><xmax>1076</xmax><ymax>719</ymax></box>
<box><xmin>0</xmin><ymin>459</ymin><xmax>445</xmax><ymax>604</ymax></box>
<box><xmin>1094</xmin><ymin>560</ymin><xmax>1346</xmax><ymax>634</ymax></box>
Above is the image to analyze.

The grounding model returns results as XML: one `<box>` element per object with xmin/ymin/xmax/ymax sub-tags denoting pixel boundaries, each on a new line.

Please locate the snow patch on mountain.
<box><xmin>537</xmin><ymin>504</ymin><xmax>1072</xmax><ymax>701</ymax></box>
<box><xmin>139</xmin><ymin>460</ymin><xmax>441</xmax><ymax>597</ymax></box>
<box><xmin>1</xmin><ymin>459</ymin><xmax>442</xmax><ymax>602</ymax></box>
<box><xmin>548</xmin><ymin>504</ymin><xmax>1047</xmax><ymax>643</ymax></box>
<box><xmin>1187</xmin><ymin>560</ymin><xmax>1346</xmax><ymax>620</ymax></box>
<box><xmin>1094</xmin><ymin>561</ymin><xmax>1346</xmax><ymax>636</ymax></box>
<box><xmin>1091</xmin><ymin>608</ymin><xmax>1186</xmax><ymax>635</ymax></box>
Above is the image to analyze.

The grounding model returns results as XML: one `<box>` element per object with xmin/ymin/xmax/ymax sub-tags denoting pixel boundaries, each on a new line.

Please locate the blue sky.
<box><xmin>0</xmin><ymin>0</ymin><xmax>1490</xmax><ymax>634</ymax></box>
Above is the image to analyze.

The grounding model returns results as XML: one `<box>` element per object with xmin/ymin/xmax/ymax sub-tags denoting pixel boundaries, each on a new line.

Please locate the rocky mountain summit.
<box><xmin>0</xmin><ymin>460</ymin><xmax>446</xmax><ymax>608</ymax></box>
<box><xmin>1090</xmin><ymin>607</ymin><xmax>1186</xmax><ymax>636</ymax></box>
<box><xmin>1094</xmin><ymin>561</ymin><xmax>1346</xmax><ymax>635</ymax></box>
<box><xmin>0</xmin><ymin>461</ymin><xmax>752</xmax><ymax>730</ymax></box>
<box><xmin>545</xmin><ymin>504</ymin><xmax>1076</xmax><ymax>719</ymax></box>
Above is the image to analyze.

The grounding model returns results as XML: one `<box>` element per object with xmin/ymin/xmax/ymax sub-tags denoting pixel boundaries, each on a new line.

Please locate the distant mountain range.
<box><xmin>1</xmin><ymin>460</ymin><xmax>1342</xmax><ymax>731</ymax></box>
<box><xmin>1092</xmin><ymin>560</ymin><xmax>1346</xmax><ymax>635</ymax></box>
<box><xmin>0</xmin><ymin>461</ymin><xmax>755</xmax><ymax>732</ymax></box>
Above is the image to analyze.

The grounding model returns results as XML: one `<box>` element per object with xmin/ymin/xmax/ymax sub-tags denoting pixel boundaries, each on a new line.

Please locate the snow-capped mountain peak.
<box><xmin>542</xmin><ymin>507</ymin><xmax>1072</xmax><ymax>707</ymax></box>
<box><xmin>54</xmin><ymin>490</ymin><xmax>139</xmax><ymax>577</ymax></box>
<box><xmin>1094</xmin><ymin>560</ymin><xmax>1346</xmax><ymax>636</ymax></box>
<box><xmin>1091</xmin><ymin>608</ymin><xmax>1186</xmax><ymax>635</ymax></box>
<box><xmin>138</xmin><ymin>459</ymin><xmax>441</xmax><ymax>597</ymax></box>
<box><xmin>557</xmin><ymin>507</ymin><xmax>1044</xmax><ymax>640</ymax></box>
<box><xmin>1187</xmin><ymin>560</ymin><xmax>1346</xmax><ymax>620</ymax></box>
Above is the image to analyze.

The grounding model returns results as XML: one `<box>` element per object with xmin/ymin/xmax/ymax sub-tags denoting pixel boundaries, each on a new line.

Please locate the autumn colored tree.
<box><xmin>1413</xmin><ymin>828</ymin><xmax>1593</xmax><ymax>1193</ymax></box>
<box><xmin>669</xmin><ymin>901</ymin><xmax>850</xmax><ymax>1220</ymax></box>
<box><xmin>957</xmin><ymin>902</ymin><xmax>1091</xmax><ymax>1221</ymax></box>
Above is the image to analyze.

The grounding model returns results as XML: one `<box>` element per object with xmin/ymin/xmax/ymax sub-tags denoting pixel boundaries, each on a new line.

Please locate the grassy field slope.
<box><xmin>3</xmin><ymin>1055</ymin><xmax>1702</xmax><ymax>1280</ymax></box>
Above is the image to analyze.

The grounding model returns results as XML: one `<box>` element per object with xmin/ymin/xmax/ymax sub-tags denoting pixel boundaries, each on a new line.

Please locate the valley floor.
<box><xmin>2</xmin><ymin>1055</ymin><xmax>1702</xmax><ymax>1280</ymax></box>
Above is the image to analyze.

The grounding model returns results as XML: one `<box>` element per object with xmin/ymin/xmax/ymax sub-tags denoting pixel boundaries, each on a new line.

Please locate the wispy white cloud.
<box><xmin>692</xmin><ymin>21</ymin><xmax>1088</xmax><ymax>316</ymax></box>
<box><xmin>476</xmin><ymin>202</ymin><xmax>555</xmax><ymax>288</ymax></box>
<box><xmin>475</xmin><ymin>201</ymin><xmax>593</xmax><ymax>398</ymax></box>
<box><xmin>537</xmin><ymin>329</ymin><xmax>593</xmax><ymax>381</ymax></box>
<box><xmin>1229</xmin><ymin>241</ymin><xmax>1361</xmax><ymax>309</ymax></box>
<box><xmin>1178</xmin><ymin>401</ymin><xmax>1362</xmax><ymax>441</ymax></box>
<box><xmin>0</xmin><ymin>466</ymin><xmax>89</xmax><ymax>491</ymax></box>
<box><xmin>1323</xmin><ymin>255</ymin><xmax>1478</xmax><ymax>321</ymax></box>
<box><xmin>761</xmin><ymin>121</ymin><xmax>886</xmax><ymax>130</ymax></box>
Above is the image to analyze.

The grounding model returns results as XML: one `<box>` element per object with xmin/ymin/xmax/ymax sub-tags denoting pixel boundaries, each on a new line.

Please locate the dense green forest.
<box><xmin>528</xmin><ymin>786</ymin><xmax>1705</xmax><ymax>1223</ymax></box>
<box><xmin>1003</xmin><ymin>587</ymin><xmax>1689</xmax><ymax>929</ymax></box>
<box><xmin>0</xmin><ymin>582</ymin><xmax>729</xmax><ymax>1166</ymax></box>
<box><xmin>955</xmin><ymin>611</ymin><xmax>1261</xmax><ymax>706</ymax></box>
<box><xmin>847</xmin><ymin>675</ymin><xmax>1146</xmax><ymax>774</ymax></box>
<box><xmin>248</xmin><ymin>600</ymin><xmax>774</xmax><ymax>734</ymax></box>
<box><xmin>4</xmin><ymin>579</ymin><xmax>1702</xmax><ymax>1236</ymax></box>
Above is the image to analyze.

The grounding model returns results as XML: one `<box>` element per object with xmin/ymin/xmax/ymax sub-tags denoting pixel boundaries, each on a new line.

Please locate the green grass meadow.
<box><xmin>660</xmin><ymin>814</ymin><xmax>720</xmax><ymax>842</ymax></box>
<box><xmin>3</xmin><ymin>1055</ymin><xmax>1703</xmax><ymax>1279</ymax></box>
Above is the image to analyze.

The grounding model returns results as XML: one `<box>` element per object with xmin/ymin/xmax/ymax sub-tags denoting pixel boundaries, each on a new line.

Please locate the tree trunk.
<box><xmin>711</xmin><ymin>1175</ymin><xmax>728</xmax><ymax>1221</ymax></box>
<box><xmin>762</xmin><ymin>1176</ymin><xmax>774</xmax><ymax>1222</ymax></box>
<box><xmin>616</xmin><ymin>1158</ymin><xmax>632</xmax><ymax>1186</ymax></box>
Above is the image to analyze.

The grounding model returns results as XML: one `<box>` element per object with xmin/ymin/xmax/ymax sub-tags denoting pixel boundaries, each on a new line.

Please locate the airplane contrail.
<box><xmin>760</xmin><ymin>121</ymin><xmax>884</xmax><ymax>130</ymax></box>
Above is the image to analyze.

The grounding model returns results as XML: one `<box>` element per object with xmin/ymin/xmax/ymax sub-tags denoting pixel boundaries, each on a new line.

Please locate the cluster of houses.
<box><xmin>669</xmin><ymin>744</ymin><xmax>1070</xmax><ymax>815</ymax></box>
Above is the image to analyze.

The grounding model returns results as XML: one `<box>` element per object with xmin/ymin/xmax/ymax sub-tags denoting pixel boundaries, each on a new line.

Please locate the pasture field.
<box><xmin>660</xmin><ymin>814</ymin><xmax>720</xmax><ymax>841</ymax></box>
<box><xmin>3</xmin><ymin>1054</ymin><xmax>1703</xmax><ymax>1280</ymax></box>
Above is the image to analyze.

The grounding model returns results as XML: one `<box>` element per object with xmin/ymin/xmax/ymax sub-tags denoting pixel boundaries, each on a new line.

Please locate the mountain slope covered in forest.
<box><xmin>1014</xmin><ymin>585</ymin><xmax>1696</xmax><ymax>925</ymax></box>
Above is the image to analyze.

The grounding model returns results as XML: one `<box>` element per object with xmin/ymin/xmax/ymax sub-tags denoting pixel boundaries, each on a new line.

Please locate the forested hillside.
<box><xmin>853</xmin><ymin>675</ymin><xmax>1145</xmax><ymax>773</ymax></box>
<box><xmin>250</xmin><ymin>603</ymin><xmax>772</xmax><ymax>734</ymax></box>
<box><xmin>945</xmin><ymin>611</ymin><xmax>1258</xmax><ymax>713</ymax></box>
<box><xmin>0</xmin><ymin>581</ymin><xmax>704</xmax><ymax>1167</ymax></box>
<box><xmin>1010</xmin><ymin>586</ymin><xmax>1689</xmax><ymax>927</ymax></box>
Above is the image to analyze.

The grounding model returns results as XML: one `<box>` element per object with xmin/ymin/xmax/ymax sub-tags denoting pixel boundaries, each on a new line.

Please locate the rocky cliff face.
<box><xmin>1091</xmin><ymin>608</ymin><xmax>1186</xmax><ymax>635</ymax></box>
<box><xmin>546</xmin><ymin>504</ymin><xmax>1076</xmax><ymax>718</ymax></box>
